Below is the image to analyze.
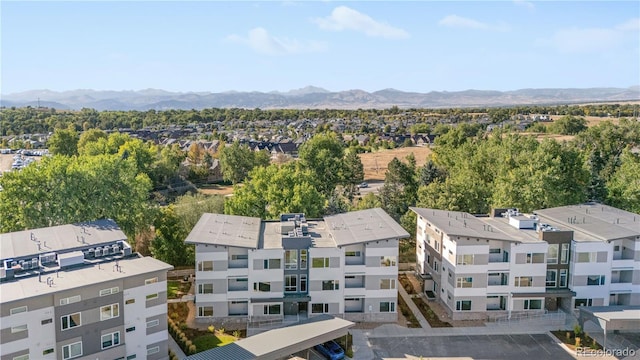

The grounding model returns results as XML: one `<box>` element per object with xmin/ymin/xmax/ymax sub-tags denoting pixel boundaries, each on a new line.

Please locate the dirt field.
<box><xmin>197</xmin><ymin>184</ymin><xmax>235</xmax><ymax>196</ymax></box>
<box><xmin>359</xmin><ymin>146</ymin><xmax>432</xmax><ymax>181</ymax></box>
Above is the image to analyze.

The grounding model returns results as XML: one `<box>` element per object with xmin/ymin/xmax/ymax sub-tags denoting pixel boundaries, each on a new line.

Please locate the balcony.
<box><xmin>228</xmin><ymin>259</ymin><xmax>249</xmax><ymax>269</ymax></box>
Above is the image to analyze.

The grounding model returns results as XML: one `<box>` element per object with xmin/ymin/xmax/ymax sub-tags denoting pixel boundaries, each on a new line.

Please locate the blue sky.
<box><xmin>2</xmin><ymin>1</ymin><xmax>639</xmax><ymax>94</ymax></box>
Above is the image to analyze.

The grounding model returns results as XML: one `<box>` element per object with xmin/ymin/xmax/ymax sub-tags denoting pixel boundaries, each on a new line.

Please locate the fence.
<box><xmin>488</xmin><ymin>310</ymin><xmax>566</xmax><ymax>325</ymax></box>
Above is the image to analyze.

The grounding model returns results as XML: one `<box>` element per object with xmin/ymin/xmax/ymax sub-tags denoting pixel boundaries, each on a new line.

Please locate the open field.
<box><xmin>198</xmin><ymin>184</ymin><xmax>234</xmax><ymax>196</ymax></box>
<box><xmin>359</xmin><ymin>146</ymin><xmax>432</xmax><ymax>181</ymax></box>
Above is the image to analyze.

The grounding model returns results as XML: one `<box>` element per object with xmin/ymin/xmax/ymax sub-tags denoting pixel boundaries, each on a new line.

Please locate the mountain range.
<box><xmin>2</xmin><ymin>86</ymin><xmax>639</xmax><ymax>111</ymax></box>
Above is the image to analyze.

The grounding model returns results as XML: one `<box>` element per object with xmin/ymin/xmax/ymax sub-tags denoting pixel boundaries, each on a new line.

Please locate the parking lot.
<box><xmin>369</xmin><ymin>334</ymin><xmax>575</xmax><ymax>360</ymax></box>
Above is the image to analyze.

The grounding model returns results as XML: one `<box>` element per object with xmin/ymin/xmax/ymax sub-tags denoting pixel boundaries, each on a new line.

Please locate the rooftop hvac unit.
<box><xmin>95</xmin><ymin>248</ymin><xmax>102</xmax><ymax>257</ymax></box>
<box><xmin>40</xmin><ymin>253</ymin><xmax>56</xmax><ymax>264</ymax></box>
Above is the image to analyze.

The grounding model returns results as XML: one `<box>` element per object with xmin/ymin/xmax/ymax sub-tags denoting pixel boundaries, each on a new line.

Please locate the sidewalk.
<box><xmin>397</xmin><ymin>284</ymin><xmax>431</xmax><ymax>329</ymax></box>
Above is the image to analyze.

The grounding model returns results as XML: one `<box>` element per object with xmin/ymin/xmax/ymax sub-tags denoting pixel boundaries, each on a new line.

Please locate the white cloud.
<box><xmin>537</xmin><ymin>18</ymin><xmax>638</xmax><ymax>54</ymax></box>
<box><xmin>616</xmin><ymin>17</ymin><xmax>640</xmax><ymax>31</ymax></box>
<box><xmin>225</xmin><ymin>28</ymin><xmax>327</xmax><ymax>55</ymax></box>
<box><xmin>438</xmin><ymin>15</ymin><xmax>509</xmax><ymax>31</ymax></box>
<box><xmin>313</xmin><ymin>6</ymin><xmax>409</xmax><ymax>39</ymax></box>
<box><xmin>513</xmin><ymin>0</ymin><xmax>534</xmax><ymax>10</ymax></box>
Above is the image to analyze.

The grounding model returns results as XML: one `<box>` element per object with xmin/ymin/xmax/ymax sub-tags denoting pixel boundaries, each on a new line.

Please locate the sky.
<box><xmin>2</xmin><ymin>1</ymin><xmax>639</xmax><ymax>94</ymax></box>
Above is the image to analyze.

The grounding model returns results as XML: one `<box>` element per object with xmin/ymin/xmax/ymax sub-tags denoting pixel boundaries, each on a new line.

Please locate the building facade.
<box><xmin>412</xmin><ymin>204</ymin><xmax>640</xmax><ymax>321</ymax></box>
<box><xmin>0</xmin><ymin>220</ymin><xmax>173</xmax><ymax>360</ymax></box>
<box><xmin>184</xmin><ymin>208</ymin><xmax>409</xmax><ymax>324</ymax></box>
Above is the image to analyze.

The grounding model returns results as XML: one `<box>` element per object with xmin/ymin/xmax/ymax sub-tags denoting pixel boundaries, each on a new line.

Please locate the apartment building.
<box><xmin>184</xmin><ymin>208</ymin><xmax>409</xmax><ymax>323</ymax></box>
<box><xmin>412</xmin><ymin>203</ymin><xmax>640</xmax><ymax>321</ymax></box>
<box><xmin>0</xmin><ymin>220</ymin><xmax>173</xmax><ymax>360</ymax></box>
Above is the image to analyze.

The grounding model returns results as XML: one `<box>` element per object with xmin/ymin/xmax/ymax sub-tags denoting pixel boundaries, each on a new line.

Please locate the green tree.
<box><xmin>354</xmin><ymin>193</ymin><xmax>382</xmax><ymax>210</ymax></box>
<box><xmin>341</xmin><ymin>150</ymin><xmax>364</xmax><ymax>201</ymax></box>
<box><xmin>48</xmin><ymin>127</ymin><xmax>78</xmax><ymax>156</ymax></box>
<box><xmin>606</xmin><ymin>150</ymin><xmax>640</xmax><ymax>213</ymax></box>
<box><xmin>225</xmin><ymin>164</ymin><xmax>325</xmax><ymax>219</ymax></box>
<box><xmin>151</xmin><ymin>205</ymin><xmax>192</xmax><ymax>266</ymax></box>
<box><xmin>77</xmin><ymin>128</ymin><xmax>107</xmax><ymax>154</ymax></box>
<box><xmin>548</xmin><ymin>115</ymin><xmax>587</xmax><ymax>135</ymax></box>
<box><xmin>219</xmin><ymin>141</ymin><xmax>270</xmax><ymax>184</ymax></box>
<box><xmin>298</xmin><ymin>132</ymin><xmax>345</xmax><ymax>196</ymax></box>
<box><xmin>379</xmin><ymin>157</ymin><xmax>418</xmax><ymax>221</ymax></box>
<box><xmin>173</xmin><ymin>193</ymin><xmax>225</xmax><ymax>231</ymax></box>
<box><xmin>0</xmin><ymin>154</ymin><xmax>152</xmax><ymax>237</ymax></box>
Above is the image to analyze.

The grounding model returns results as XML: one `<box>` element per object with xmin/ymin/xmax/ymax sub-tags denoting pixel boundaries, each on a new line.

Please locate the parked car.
<box><xmin>315</xmin><ymin>340</ymin><xmax>345</xmax><ymax>360</ymax></box>
<box><xmin>359</xmin><ymin>181</ymin><xmax>368</xmax><ymax>188</ymax></box>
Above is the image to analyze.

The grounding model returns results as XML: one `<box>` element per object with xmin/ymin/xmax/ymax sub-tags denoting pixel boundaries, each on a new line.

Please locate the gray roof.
<box><xmin>0</xmin><ymin>219</ymin><xmax>127</xmax><ymax>261</ymax></box>
<box><xmin>411</xmin><ymin>208</ymin><xmax>516</xmax><ymax>242</ymax></box>
<box><xmin>534</xmin><ymin>204</ymin><xmax>640</xmax><ymax>242</ymax></box>
<box><xmin>0</xmin><ymin>255</ymin><xmax>173</xmax><ymax>304</ymax></box>
<box><xmin>324</xmin><ymin>208</ymin><xmax>410</xmax><ymax>246</ymax></box>
<box><xmin>185</xmin><ymin>315</ymin><xmax>354</xmax><ymax>360</ymax></box>
<box><xmin>184</xmin><ymin>213</ymin><xmax>262</xmax><ymax>249</ymax></box>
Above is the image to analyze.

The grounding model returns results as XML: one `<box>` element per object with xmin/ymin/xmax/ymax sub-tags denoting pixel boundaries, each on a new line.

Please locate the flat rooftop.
<box><xmin>535</xmin><ymin>203</ymin><xmax>640</xmax><ymax>242</ymax></box>
<box><xmin>0</xmin><ymin>219</ymin><xmax>127</xmax><ymax>261</ymax></box>
<box><xmin>185</xmin><ymin>208</ymin><xmax>409</xmax><ymax>250</ymax></box>
<box><xmin>411</xmin><ymin>208</ymin><xmax>518</xmax><ymax>242</ymax></box>
<box><xmin>324</xmin><ymin>208</ymin><xmax>410</xmax><ymax>246</ymax></box>
<box><xmin>184</xmin><ymin>213</ymin><xmax>262</xmax><ymax>249</ymax></box>
<box><xmin>0</xmin><ymin>255</ymin><xmax>173</xmax><ymax>304</ymax></box>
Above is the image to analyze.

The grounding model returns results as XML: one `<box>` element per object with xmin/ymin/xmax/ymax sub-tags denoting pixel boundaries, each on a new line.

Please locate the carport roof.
<box><xmin>184</xmin><ymin>315</ymin><xmax>354</xmax><ymax>360</ymax></box>
<box><xmin>579</xmin><ymin>306</ymin><xmax>640</xmax><ymax>330</ymax></box>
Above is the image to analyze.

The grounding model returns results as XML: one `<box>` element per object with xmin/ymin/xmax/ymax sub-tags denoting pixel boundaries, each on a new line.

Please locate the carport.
<box><xmin>184</xmin><ymin>315</ymin><xmax>354</xmax><ymax>360</ymax></box>
<box><xmin>577</xmin><ymin>306</ymin><xmax>640</xmax><ymax>349</ymax></box>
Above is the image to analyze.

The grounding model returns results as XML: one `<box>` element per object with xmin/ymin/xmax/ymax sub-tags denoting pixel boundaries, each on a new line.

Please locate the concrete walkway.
<box><xmin>397</xmin><ymin>284</ymin><xmax>431</xmax><ymax>329</ymax></box>
<box><xmin>168</xmin><ymin>333</ymin><xmax>187</xmax><ymax>360</ymax></box>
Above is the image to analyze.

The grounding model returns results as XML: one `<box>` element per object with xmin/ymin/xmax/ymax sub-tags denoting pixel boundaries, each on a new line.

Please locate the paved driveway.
<box><xmin>369</xmin><ymin>334</ymin><xmax>575</xmax><ymax>360</ymax></box>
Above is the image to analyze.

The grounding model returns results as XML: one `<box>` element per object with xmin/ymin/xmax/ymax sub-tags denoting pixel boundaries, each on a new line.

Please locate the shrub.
<box><xmin>233</xmin><ymin>330</ymin><xmax>241</xmax><ymax>338</ymax></box>
<box><xmin>180</xmin><ymin>323</ymin><xmax>188</xmax><ymax>331</ymax></box>
<box><xmin>218</xmin><ymin>327</ymin><xmax>225</xmax><ymax>335</ymax></box>
<box><xmin>575</xmin><ymin>337</ymin><xmax>581</xmax><ymax>348</ymax></box>
<box><xmin>188</xmin><ymin>344</ymin><xmax>197</xmax><ymax>355</ymax></box>
<box><xmin>208</xmin><ymin>325</ymin><xmax>215</xmax><ymax>333</ymax></box>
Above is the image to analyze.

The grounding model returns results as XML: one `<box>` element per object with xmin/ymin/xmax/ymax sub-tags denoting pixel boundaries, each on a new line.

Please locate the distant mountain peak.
<box><xmin>283</xmin><ymin>86</ymin><xmax>330</xmax><ymax>96</ymax></box>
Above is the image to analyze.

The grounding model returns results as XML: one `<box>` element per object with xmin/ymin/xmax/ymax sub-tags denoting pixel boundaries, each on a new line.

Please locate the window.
<box><xmin>285</xmin><ymin>250</ymin><xmax>298</xmax><ymax>269</ymax></box>
<box><xmin>547</xmin><ymin>244</ymin><xmax>558</xmax><ymax>264</ymax></box>
<box><xmin>62</xmin><ymin>341</ymin><xmax>82</xmax><ymax>360</ymax></box>
<box><xmin>380</xmin><ymin>278</ymin><xmax>396</xmax><ymax>289</ymax></box>
<box><xmin>524</xmin><ymin>299</ymin><xmax>542</xmax><ymax>310</ymax></box>
<box><xmin>126</xmin><ymin>326</ymin><xmax>135</xmax><ymax>332</ymax></box>
<box><xmin>575</xmin><ymin>298</ymin><xmax>593</xmax><ymax>308</ymax></box>
<box><xmin>285</xmin><ymin>275</ymin><xmax>297</xmax><ymax>292</ymax></box>
<box><xmin>100</xmin><ymin>304</ymin><xmax>119</xmax><ymax>321</ymax></box>
<box><xmin>560</xmin><ymin>243</ymin><xmax>570</xmax><ymax>264</ymax></box>
<box><xmin>489</xmin><ymin>248</ymin><xmax>501</xmax><ymax>254</ymax></box>
<box><xmin>300</xmin><ymin>249</ymin><xmax>308</xmax><ymax>269</ymax></box>
<box><xmin>145</xmin><ymin>277</ymin><xmax>158</xmax><ymax>285</ymax></box>
<box><xmin>456</xmin><ymin>254</ymin><xmax>474</xmax><ymax>265</ymax></box>
<box><xmin>43</xmin><ymin>349</ymin><xmax>54</xmax><ymax>355</ymax></box>
<box><xmin>433</xmin><ymin>261</ymin><xmax>439</xmax><ymax>272</ymax></box>
<box><xmin>61</xmin><ymin>312</ymin><xmax>81</xmax><ymax>330</ymax></box>
<box><xmin>322</xmin><ymin>280</ymin><xmax>339</xmax><ymax>290</ymax></box>
<box><xmin>146</xmin><ymin>293</ymin><xmax>158</xmax><ymax>301</ymax></box>
<box><xmin>263</xmin><ymin>258</ymin><xmax>281</xmax><ymax>269</ymax></box>
<box><xmin>147</xmin><ymin>346</ymin><xmax>160</xmax><ymax>355</ymax></box>
<box><xmin>379</xmin><ymin>302</ymin><xmax>395</xmax><ymax>312</ymax></box>
<box><xmin>101</xmin><ymin>331</ymin><xmax>120</xmax><ymax>349</ymax></box>
<box><xmin>231</xmin><ymin>254</ymin><xmax>248</xmax><ymax>260</ymax></box>
<box><xmin>41</xmin><ymin>318</ymin><xmax>52</xmax><ymax>325</ymax></box>
<box><xmin>198</xmin><ymin>306</ymin><xmax>213</xmax><ymax>317</ymax></box>
<box><xmin>345</xmin><ymin>251</ymin><xmax>361</xmax><ymax>257</ymax></box>
<box><xmin>614</xmin><ymin>245</ymin><xmax>620</xmax><ymax>251</ymax></box>
<box><xmin>456</xmin><ymin>277</ymin><xmax>473</xmax><ymax>288</ymax></box>
<box><xmin>10</xmin><ymin>306</ymin><xmax>27</xmax><ymax>315</ymax></box>
<box><xmin>576</xmin><ymin>252</ymin><xmax>596</xmax><ymax>263</ymax></box>
<box><xmin>456</xmin><ymin>300</ymin><xmax>472</xmax><ymax>311</ymax></box>
<box><xmin>312</xmin><ymin>257</ymin><xmax>329</xmax><ymax>268</ymax></box>
<box><xmin>126</xmin><ymin>355</ymin><xmax>137</xmax><ymax>360</ymax></box>
<box><xmin>13</xmin><ymin>355</ymin><xmax>29</xmax><ymax>360</ymax></box>
<box><xmin>60</xmin><ymin>295</ymin><xmax>81</xmax><ymax>305</ymax></box>
<box><xmin>526</xmin><ymin>253</ymin><xmax>545</xmax><ymax>263</ymax></box>
<box><xmin>587</xmin><ymin>275</ymin><xmax>605</xmax><ymax>286</ymax></box>
<box><xmin>197</xmin><ymin>261</ymin><xmax>213</xmax><ymax>271</ymax></box>
<box><xmin>99</xmin><ymin>287</ymin><xmax>119</xmax><ymax>296</ymax></box>
<box><xmin>263</xmin><ymin>304</ymin><xmax>281</xmax><ymax>315</ymax></box>
<box><xmin>253</xmin><ymin>282</ymin><xmax>271</xmax><ymax>292</ymax></box>
<box><xmin>146</xmin><ymin>319</ymin><xmax>159</xmax><ymax>328</ymax></box>
<box><xmin>546</xmin><ymin>270</ymin><xmax>557</xmax><ymax>287</ymax></box>
<box><xmin>125</xmin><ymin>299</ymin><xmax>135</xmax><ymax>305</ymax></box>
<box><xmin>300</xmin><ymin>275</ymin><xmax>307</xmax><ymax>292</ymax></box>
<box><xmin>11</xmin><ymin>324</ymin><xmax>27</xmax><ymax>333</ymax></box>
<box><xmin>559</xmin><ymin>269</ymin><xmax>568</xmax><ymax>288</ymax></box>
<box><xmin>514</xmin><ymin>276</ymin><xmax>533</xmax><ymax>287</ymax></box>
<box><xmin>311</xmin><ymin>303</ymin><xmax>329</xmax><ymax>313</ymax></box>
<box><xmin>198</xmin><ymin>283</ymin><xmax>213</xmax><ymax>294</ymax></box>
<box><xmin>380</xmin><ymin>256</ymin><xmax>397</xmax><ymax>267</ymax></box>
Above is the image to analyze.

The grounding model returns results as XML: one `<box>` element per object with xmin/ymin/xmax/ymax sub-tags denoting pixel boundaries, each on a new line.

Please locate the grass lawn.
<box><xmin>167</xmin><ymin>280</ymin><xmax>190</xmax><ymax>299</ymax></box>
<box><xmin>192</xmin><ymin>333</ymin><xmax>237</xmax><ymax>352</ymax></box>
